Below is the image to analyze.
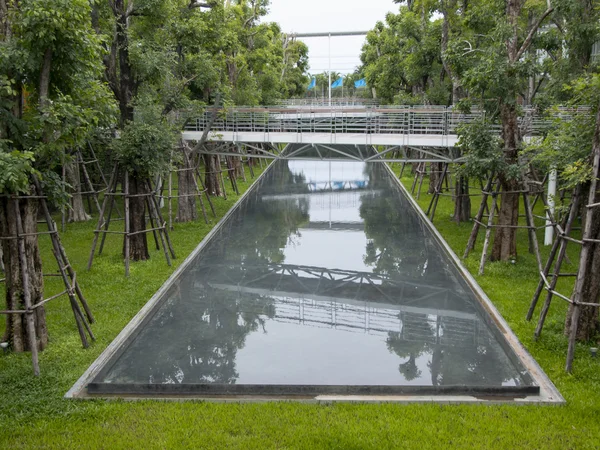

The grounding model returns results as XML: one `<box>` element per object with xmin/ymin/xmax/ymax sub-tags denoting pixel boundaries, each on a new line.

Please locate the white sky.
<box><xmin>264</xmin><ymin>0</ymin><xmax>398</xmax><ymax>75</ymax></box>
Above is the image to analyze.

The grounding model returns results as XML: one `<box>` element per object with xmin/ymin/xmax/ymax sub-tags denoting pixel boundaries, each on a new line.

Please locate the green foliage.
<box><xmin>360</xmin><ymin>5</ymin><xmax>448</xmax><ymax>104</ymax></box>
<box><xmin>456</xmin><ymin>118</ymin><xmax>505</xmax><ymax>180</ymax></box>
<box><xmin>0</xmin><ymin>0</ymin><xmax>115</xmax><ymax>176</ymax></box>
<box><xmin>113</xmin><ymin>120</ymin><xmax>176</xmax><ymax>179</ymax></box>
<box><xmin>525</xmin><ymin>75</ymin><xmax>600</xmax><ymax>189</ymax></box>
<box><xmin>0</xmin><ymin>151</ymin><xmax>37</xmax><ymax>194</ymax></box>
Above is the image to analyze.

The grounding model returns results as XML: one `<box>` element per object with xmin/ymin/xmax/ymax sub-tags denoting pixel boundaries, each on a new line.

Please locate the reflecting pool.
<box><xmin>89</xmin><ymin>149</ymin><xmax>536</xmax><ymax>396</ymax></box>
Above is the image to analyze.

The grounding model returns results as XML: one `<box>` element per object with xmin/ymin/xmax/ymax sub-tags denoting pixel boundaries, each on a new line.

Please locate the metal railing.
<box><xmin>184</xmin><ymin>105</ymin><xmax>587</xmax><ymax>141</ymax></box>
<box><xmin>185</xmin><ymin>105</ymin><xmax>485</xmax><ymax>137</ymax></box>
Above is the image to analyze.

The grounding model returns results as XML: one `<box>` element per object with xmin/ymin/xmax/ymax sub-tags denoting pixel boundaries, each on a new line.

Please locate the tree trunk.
<box><xmin>453</xmin><ymin>175</ymin><xmax>471</xmax><ymax>223</ymax></box>
<box><xmin>125</xmin><ymin>176</ymin><xmax>149</xmax><ymax>261</ymax></box>
<box><xmin>176</xmin><ymin>144</ymin><xmax>197</xmax><ymax>222</ymax></box>
<box><xmin>0</xmin><ymin>197</ymin><xmax>48</xmax><ymax>352</ymax></box>
<box><xmin>65</xmin><ymin>159</ymin><xmax>91</xmax><ymax>222</ymax></box>
<box><xmin>114</xmin><ymin>0</ymin><xmax>135</xmax><ymax>126</ymax></box>
<box><xmin>564</xmin><ymin>200</ymin><xmax>600</xmax><ymax>341</ymax></box>
<box><xmin>428</xmin><ymin>162</ymin><xmax>443</xmax><ymax>194</ymax></box>
<box><xmin>491</xmin><ymin>103</ymin><xmax>521</xmax><ymax>261</ymax></box>
<box><xmin>203</xmin><ymin>154</ymin><xmax>223</xmax><ymax>197</ymax></box>
<box><xmin>440</xmin><ymin>0</ymin><xmax>462</xmax><ymax>105</ymax></box>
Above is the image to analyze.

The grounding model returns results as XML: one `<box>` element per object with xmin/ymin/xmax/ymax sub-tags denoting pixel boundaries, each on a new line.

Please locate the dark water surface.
<box><xmin>91</xmin><ymin>153</ymin><xmax>535</xmax><ymax>395</ymax></box>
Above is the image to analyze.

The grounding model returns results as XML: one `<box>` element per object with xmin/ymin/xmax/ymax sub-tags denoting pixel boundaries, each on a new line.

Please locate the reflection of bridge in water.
<box><xmin>198</xmin><ymin>262</ymin><xmax>492</xmax><ymax>349</ymax></box>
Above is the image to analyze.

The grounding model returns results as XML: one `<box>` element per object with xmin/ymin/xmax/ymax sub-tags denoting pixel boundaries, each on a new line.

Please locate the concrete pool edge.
<box><xmin>67</xmin><ymin>158</ymin><xmax>565</xmax><ymax>404</ymax></box>
<box><xmin>382</xmin><ymin>162</ymin><xmax>564</xmax><ymax>405</ymax></box>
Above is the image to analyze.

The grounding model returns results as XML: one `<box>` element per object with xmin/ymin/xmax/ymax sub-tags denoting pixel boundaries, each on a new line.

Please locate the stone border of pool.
<box><xmin>66</xmin><ymin>157</ymin><xmax>564</xmax><ymax>404</ymax></box>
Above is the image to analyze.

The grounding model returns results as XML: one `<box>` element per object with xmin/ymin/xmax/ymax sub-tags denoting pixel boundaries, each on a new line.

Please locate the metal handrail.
<box><xmin>185</xmin><ymin>105</ymin><xmax>583</xmax><ymax>138</ymax></box>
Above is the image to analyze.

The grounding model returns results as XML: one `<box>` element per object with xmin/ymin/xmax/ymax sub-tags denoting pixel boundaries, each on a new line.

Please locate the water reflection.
<box><xmin>99</xmin><ymin>153</ymin><xmax>532</xmax><ymax>390</ymax></box>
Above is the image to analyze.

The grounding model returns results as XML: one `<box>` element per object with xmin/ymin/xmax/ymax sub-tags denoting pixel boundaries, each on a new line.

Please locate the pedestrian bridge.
<box><xmin>181</xmin><ymin>105</ymin><xmax>557</xmax><ymax>163</ymax></box>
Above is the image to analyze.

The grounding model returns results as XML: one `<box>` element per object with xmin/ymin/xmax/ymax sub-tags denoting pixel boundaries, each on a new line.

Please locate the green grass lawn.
<box><xmin>1</xmin><ymin>163</ymin><xmax>600</xmax><ymax>449</ymax></box>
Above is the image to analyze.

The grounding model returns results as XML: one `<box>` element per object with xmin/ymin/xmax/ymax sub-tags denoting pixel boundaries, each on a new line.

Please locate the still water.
<box><xmin>92</xmin><ymin>151</ymin><xmax>534</xmax><ymax>394</ymax></box>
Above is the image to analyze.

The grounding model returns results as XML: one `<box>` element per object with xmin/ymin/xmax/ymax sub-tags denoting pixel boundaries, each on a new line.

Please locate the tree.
<box><xmin>527</xmin><ymin>75</ymin><xmax>600</xmax><ymax>342</ymax></box>
<box><xmin>0</xmin><ymin>0</ymin><xmax>114</xmax><ymax>351</ymax></box>
<box><xmin>361</xmin><ymin>4</ymin><xmax>449</xmax><ymax>105</ymax></box>
<box><xmin>447</xmin><ymin>0</ymin><xmax>554</xmax><ymax>261</ymax></box>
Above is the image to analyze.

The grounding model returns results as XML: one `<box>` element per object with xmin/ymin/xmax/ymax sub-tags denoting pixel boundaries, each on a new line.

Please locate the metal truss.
<box><xmin>195</xmin><ymin>143</ymin><xmax>466</xmax><ymax>163</ymax></box>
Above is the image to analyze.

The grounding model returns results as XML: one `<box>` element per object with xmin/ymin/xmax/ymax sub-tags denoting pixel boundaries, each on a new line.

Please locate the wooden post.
<box><xmin>193</xmin><ymin>160</ymin><xmax>216</xmax><ymax>217</ymax></box>
<box><xmin>426</xmin><ymin>163</ymin><xmax>449</xmax><ymax>221</ymax></box>
<box><xmin>523</xmin><ymin>189</ymin><xmax>543</xmax><ymax>273</ymax></box>
<box><xmin>182</xmin><ymin>150</ymin><xmax>208</xmax><ymax>224</ymax></box>
<box><xmin>61</xmin><ymin>151</ymin><xmax>67</xmax><ymax>233</ymax></box>
<box><xmin>88</xmin><ymin>163</ymin><xmax>118</xmax><ymax>270</ymax></box>
<box><xmin>32</xmin><ymin>175</ymin><xmax>96</xmax><ymax>331</ymax></box>
<box><xmin>566</xmin><ymin>144</ymin><xmax>600</xmax><ymax>372</ymax></box>
<box><xmin>527</xmin><ymin>195</ymin><xmax>571</xmax><ymax>321</ymax></box>
<box><xmin>145</xmin><ymin>196</ymin><xmax>161</xmax><ymax>251</ymax></box>
<box><xmin>464</xmin><ymin>176</ymin><xmax>494</xmax><ymax>258</ymax></box>
<box><xmin>145</xmin><ymin>180</ymin><xmax>175</xmax><ymax>262</ymax></box>
<box><xmin>168</xmin><ymin>169</ymin><xmax>173</xmax><ymax>231</ymax></box>
<box><xmin>478</xmin><ymin>184</ymin><xmax>499</xmax><ymax>275</ymax></box>
<box><xmin>98</xmin><ymin>181</ymin><xmax>117</xmax><ymax>256</ymax></box>
<box><xmin>220</xmin><ymin>159</ymin><xmax>228</xmax><ymax>200</ymax></box>
<box><xmin>77</xmin><ymin>150</ymin><xmax>102</xmax><ymax>215</ymax></box>
<box><xmin>124</xmin><ymin>171</ymin><xmax>131</xmax><ymax>278</ymax></box>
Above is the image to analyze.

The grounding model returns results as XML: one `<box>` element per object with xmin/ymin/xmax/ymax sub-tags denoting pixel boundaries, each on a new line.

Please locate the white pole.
<box><xmin>545</xmin><ymin>168</ymin><xmax>557</xmax><ymax>245</ymax></box>
<box><xmin>328</xmin><ymin>33</ymin><xmax>331</xmax><ymax>106</ymax></box>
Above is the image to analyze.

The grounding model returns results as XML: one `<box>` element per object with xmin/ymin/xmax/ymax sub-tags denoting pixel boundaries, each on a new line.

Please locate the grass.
<box><xmin>1</xmin><ymin>163</ymin><xmax>600</xmax><ymax>449</ymax></box>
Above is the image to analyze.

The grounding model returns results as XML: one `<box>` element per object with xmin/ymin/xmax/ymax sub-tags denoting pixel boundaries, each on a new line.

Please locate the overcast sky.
<box><xmin>264</xmin><ymin>0</ymin><xmax>397</xmax><ymax>75</ymax></box>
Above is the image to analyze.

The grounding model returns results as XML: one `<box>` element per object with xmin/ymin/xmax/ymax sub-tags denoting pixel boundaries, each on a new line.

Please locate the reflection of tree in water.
<box><xmin>385</xmin><ymin>317</ymin><xmax>520</xmax><ymax>386</ymax></box>
<box><xmin>106</xmin><ymin>161</ymin><xmax>312</xmax><ymax>385</ymax></box>
<box><xmin>385</xmin><ymin>314</ymin><xmax>434</xmax><ymax>381</ymax></box>
<box><xmin>107</xmin><ymin>278</ymin><xmax>276</xmax><ymax>385</ymax></box>
<box><xmin>359</xmin><ymin>163</ymin><xmax>440</xmax><ymax>280</ymax></box>
<box><xmin>220</xmin><ymin>160</ymin><xmax>310</xmax><ymax>265</ymax></box>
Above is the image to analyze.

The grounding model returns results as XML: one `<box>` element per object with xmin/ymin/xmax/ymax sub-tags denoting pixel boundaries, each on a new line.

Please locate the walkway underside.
<box><xmin>189</xmin><ymin>142</ymin><xmax>465</xmax><ymax>163</ymax></box>
<box><xmin>182</xmin><ymin>130</ymin><xmax>460</xmax><ymax>149</ymax></box>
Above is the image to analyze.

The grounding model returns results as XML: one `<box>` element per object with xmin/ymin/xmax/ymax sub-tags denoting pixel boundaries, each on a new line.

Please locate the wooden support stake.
<box><xmin>124</xmin><ymin>171</ymin><xmax>131</xmax><ymax>278</ymax></box>
<box><xmin>145</xmin><ymin>180</ymin><xmax>175</xmax><ymax>262</ymax></box>
<box><xmin>182</xmin><ymin>150</ymin><xmax>208</xmax><ymax>224</ymax></box>
<box><xmin>566</xmin><ymin>143</ymin><xmax>600</xmax><ymax>372</ymax></box>
<box><xmin>145</xmin><ymin>196</ymin><xmax>161</xmax><ymax>251</ymax></box>
<box><xmin>168</xmin><ymin>169</ymin><xmax>173</xmax><ymax>231</ymax></box>
<box><xmin>478</xmin><ymin>183</ymin><xmax>500</xmax><ymax>275</ymax></box>
<box><xmin>523</xmin><ymin>189</ymin><xmax>543</xmax><ymax>274</ymax></box>
<box><xmin>77</xmin><ymin>150</ymin><xmax>102</xmax><ymax>216</ymax></box>
<box><xmin>88</xmin><ymin>163</ymin><xmax>118</xmax><ymax>270</ymax></box>
<box><xmin>464</xmin><ymin>176</ymin><xmax>494</xmax><ymax>258</ymax></box>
